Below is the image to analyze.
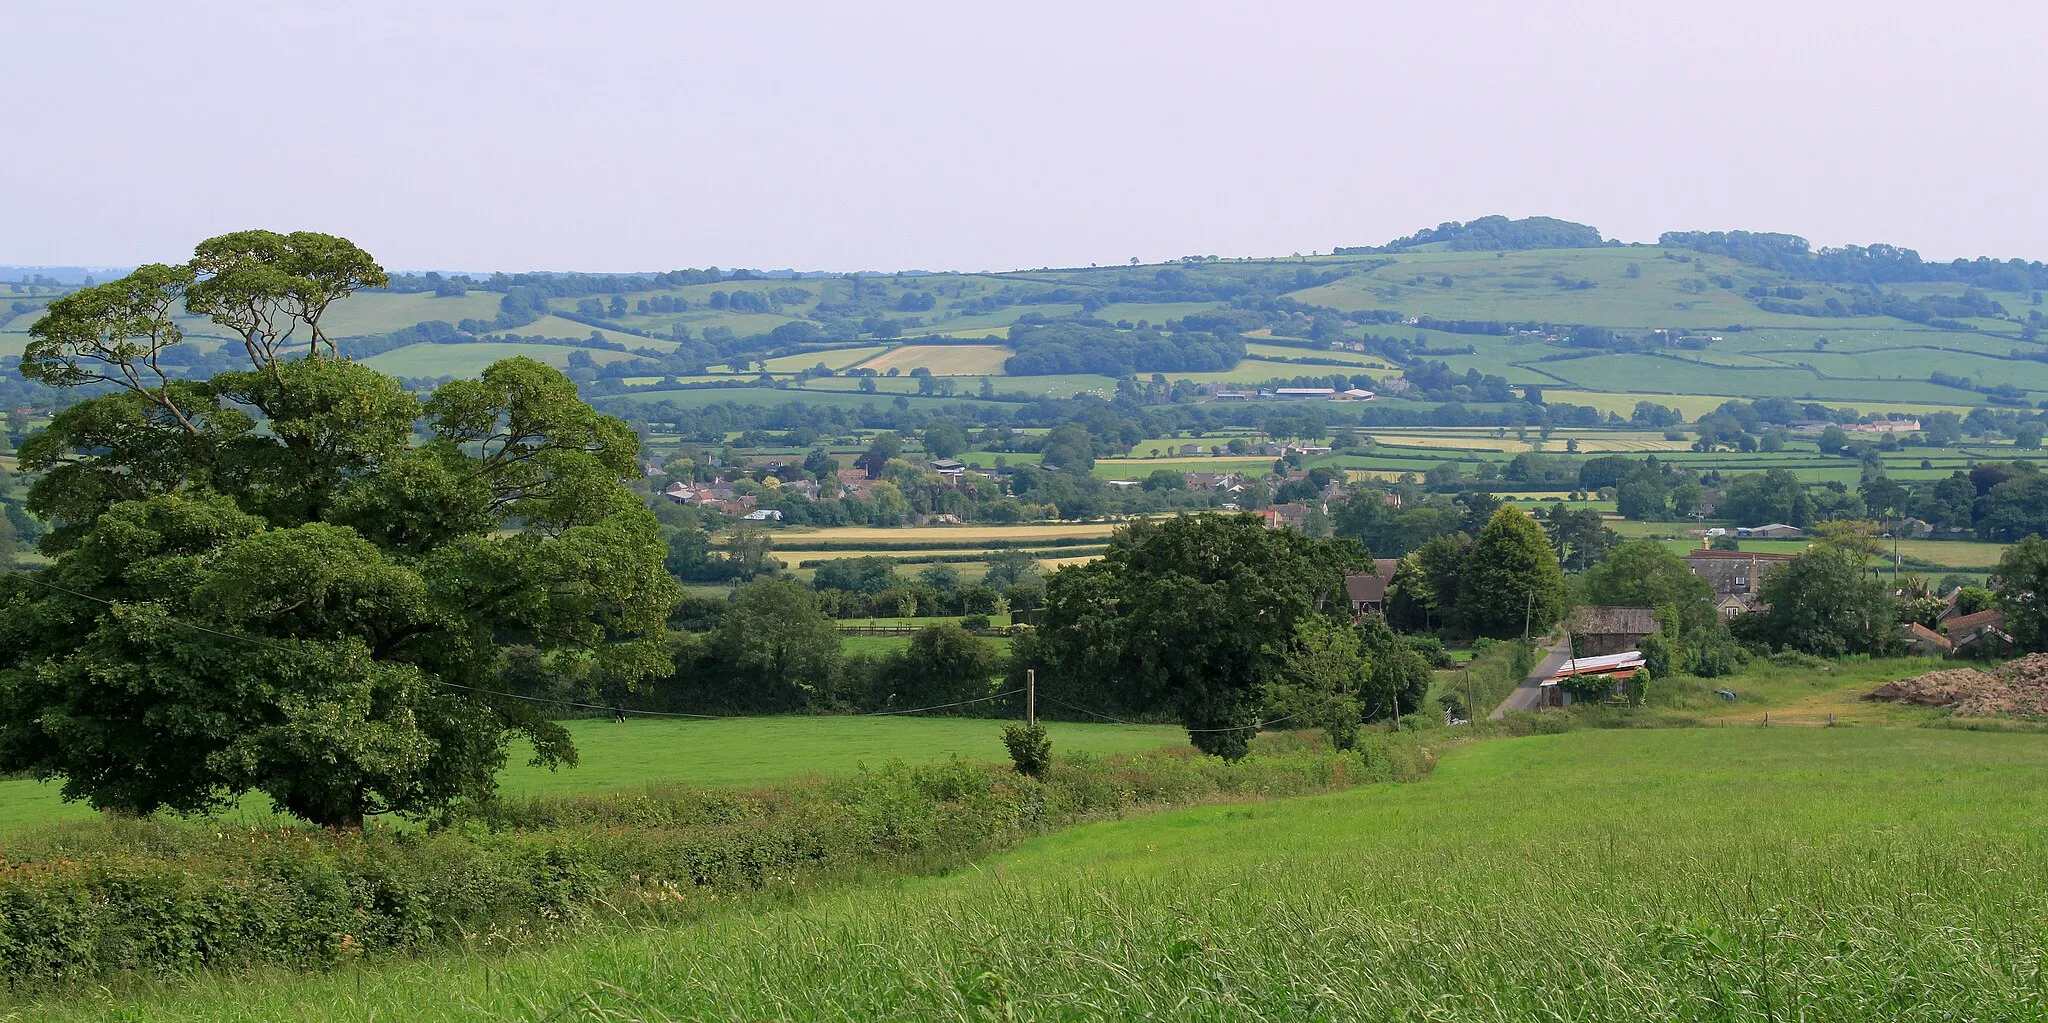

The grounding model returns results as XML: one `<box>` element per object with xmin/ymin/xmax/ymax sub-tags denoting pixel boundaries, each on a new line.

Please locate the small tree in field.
<box><xmin>0</xmin><ymin>231</ymin><xmax>679</xmax><ymax>829</ymax></box>
<box><xmin>1001</xmin><ymin>722</ymin><xmax>1052</xmax><ymax>778</ymax></box>
<box><xmin>1037</xmin><ymin>514</ymin><xmax>1364</xmax><ymax>759</ymax></box>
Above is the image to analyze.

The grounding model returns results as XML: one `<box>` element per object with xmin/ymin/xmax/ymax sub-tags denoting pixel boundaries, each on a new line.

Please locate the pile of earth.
<box><xmin>1866</xmin><ymin>654</ymin><xmax>2048</xmax><ymax>717</ymax></box>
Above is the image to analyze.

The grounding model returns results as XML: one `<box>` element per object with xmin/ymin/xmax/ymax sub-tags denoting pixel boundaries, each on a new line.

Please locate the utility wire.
<box><xmin>12</xmin><ymin>574</ymin><xmax>1024</xmax><ymax>721</ymax></box>
<box><xmin>1040</xmin><ymin>694</ymin><xmax>1326</xmax><ymax>733</ymax></box>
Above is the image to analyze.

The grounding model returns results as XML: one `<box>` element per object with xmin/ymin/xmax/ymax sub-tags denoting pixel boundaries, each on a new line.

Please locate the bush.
<box><xmin>1001</xmin><ymin>722</ymin><xmax>1052</xmax><ymax>778</ymax></box>
<box><xmin>1639</xmin><ymin>632</ymin><xmax>1673</xmax><ymax>679</ymax></box>
<box><xmin>961</xmin><ymin>614</ymin><xmax>993</xmax><ymax>631</ymax></box>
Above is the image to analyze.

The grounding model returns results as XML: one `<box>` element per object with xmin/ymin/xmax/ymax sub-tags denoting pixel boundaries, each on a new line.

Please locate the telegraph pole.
<box><xmin>1026</xmin><ymin>668</ymin><xmax>1036</xmax><ymax>727</ymax></box>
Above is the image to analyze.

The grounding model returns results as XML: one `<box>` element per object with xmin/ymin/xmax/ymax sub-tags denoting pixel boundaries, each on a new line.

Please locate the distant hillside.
<box><xmin>9</xmin><ymin>220</ymin><xmax>2048</xmax><ymax>416</ymax></box>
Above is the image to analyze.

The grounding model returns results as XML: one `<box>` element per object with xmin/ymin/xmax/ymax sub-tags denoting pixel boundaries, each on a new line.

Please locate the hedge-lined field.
<box><xmin>29</xmin><ymin>727</ymin><xmax>2048</xmax><ymax>1021</ymax></box>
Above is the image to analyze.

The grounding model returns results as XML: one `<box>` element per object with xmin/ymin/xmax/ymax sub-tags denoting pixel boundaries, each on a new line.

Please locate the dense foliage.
<box><xmin>1035</xmin><ymin>515</ymin><xmax>1365</xmax><ymax>757</ymax></box>
<box><xmin>0</xmin><ymin>232</ymin><xmax>678</xmax><ymax>828</ymax></box>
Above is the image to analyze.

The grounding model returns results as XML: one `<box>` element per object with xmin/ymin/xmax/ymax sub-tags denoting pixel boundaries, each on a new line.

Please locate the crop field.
<box><xmin>783</xmin><ymin>523</ymin><xmax>1119</xmax><ymax>546</ymax></box>
<box><xmin>49</xmin><ymin>726</ymin><xmax>2048</xmax><ymax>1021</ymax></box>
<box><xmin>853</xmin><ymin>344</ymin><xmax>1012</xmax><ymax>376</ymax></box>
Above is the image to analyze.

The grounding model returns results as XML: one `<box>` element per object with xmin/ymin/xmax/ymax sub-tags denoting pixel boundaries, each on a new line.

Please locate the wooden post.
<box><xmin>1026</xmin><ymin>668</ymin><xmax>1036</xmax><ymax>727</ymax></box>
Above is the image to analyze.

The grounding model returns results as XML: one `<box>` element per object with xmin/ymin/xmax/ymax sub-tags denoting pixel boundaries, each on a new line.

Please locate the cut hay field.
<box><xmin>51</xmin><ymin>726</ymin><xmax>2048</xmax><ymax>1021</ymax></box>
<box><xmin>857</xmin><ymin>344</ymin><xmax>1012</xmax><ymax>376</ymax></box>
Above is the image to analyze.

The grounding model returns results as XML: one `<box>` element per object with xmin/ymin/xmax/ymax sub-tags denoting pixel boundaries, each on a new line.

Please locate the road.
<box><xmin>1488</xmin><ymin>640</ymin><xmax>1574</xmax><ymax>720</ymax></box>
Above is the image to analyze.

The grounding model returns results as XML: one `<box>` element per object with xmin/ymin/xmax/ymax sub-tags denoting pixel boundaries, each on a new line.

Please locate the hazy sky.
<box><xmin>4</xmin><ymin>2</ymin><xmax>2042</xmax><ymax>272</ymax></box>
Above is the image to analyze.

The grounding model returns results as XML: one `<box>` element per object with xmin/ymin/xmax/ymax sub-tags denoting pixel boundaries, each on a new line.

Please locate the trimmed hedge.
<box><xmin>0</xmin><ymin>735</ymin><xmax>1434</xmax><ymax>989</ymax></box>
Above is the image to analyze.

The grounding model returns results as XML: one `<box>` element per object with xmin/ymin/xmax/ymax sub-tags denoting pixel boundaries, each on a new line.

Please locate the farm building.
<box><xmin>1738</xmin><ymin>524</ymin><xmax>1804</xmax><ymax>539</ymax></box>
<box><xmin>1539</xmin><ymin>651</ymin><xmax>1646</xmax><ymax>708</ymax></box>
<box><xmin>1569</xmin><ymin>606</ymin><xmax>1659</xmax><ymax>656</ymax></box>
<box><xmin>1275</xmin><ymin>388</ymin><xmax>1336</xmax><ymax>400</ymax></box>
<box><xmin>1685</xmin><ymin>548</ymin><xmax>1796</xmax><ymax>614</ymax></box>
<box><xmin>1343</xmin><ymin>559</ymin><xmax>1404</xmax><ymax>617</ymax></box>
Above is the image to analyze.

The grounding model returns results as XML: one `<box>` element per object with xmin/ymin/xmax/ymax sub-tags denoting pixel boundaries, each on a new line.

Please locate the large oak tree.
<box><xmin>0</xmin><ymin>231</ymin><xmax>678</xmax><ymax>828</ymax></box>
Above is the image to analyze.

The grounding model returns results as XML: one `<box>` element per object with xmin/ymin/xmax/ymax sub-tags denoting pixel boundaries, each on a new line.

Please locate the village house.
<box><xmin>1685</xmin><ymin>547</ymin><xmax>1797</xmax><ymax>615</ymax></box>
<box><xmin>1258</xmin><ymin>503</ymin><xmax>1311</xmax><ymax>530</ymax></box>
<box><xmin>1902</xmin><ymin>622</ymin><xmax>1954</xmax><ymax>657</ymax></box>
<box><xmin>1569</xmin><ymin>606</ymin><xmax>1660</xmax><ymax>656</ymax></box>
<box><xmin>835</xmin><ymin>468</ymin><xmax>874</xmax><ymax>499</ymax></box>
<box><xmin>1343</xmin><ymin>558</ymin><xmax>1404</xmax><ymax>617</ymax></box>
<box><xmin>1944</xmin><ymin>609</ymin><xmax>2013</xmax><ymax>656</ymax></box>
<box><xmin>1186</xmin><ymin>472</ymin><xmax>1249</xmax><ymax>493</ymax></box>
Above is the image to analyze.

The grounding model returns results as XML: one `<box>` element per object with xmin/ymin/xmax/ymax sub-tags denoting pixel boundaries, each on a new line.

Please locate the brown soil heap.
<box><xmin>1867</xmin><ymin>654</ymin><xmax>2048</xmax><ymax>717</ymax></box>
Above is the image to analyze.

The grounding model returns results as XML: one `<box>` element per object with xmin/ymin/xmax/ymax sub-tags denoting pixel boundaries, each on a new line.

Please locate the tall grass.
<box><xmin>0</xmin><ymin>735</ymin><xmax>1425</xmax><ymax>997</ymax></box>
<box><xmin>21</xmin><ymin>727</ymin><xmax>2047</xmax><ymax>1021</ymax></box>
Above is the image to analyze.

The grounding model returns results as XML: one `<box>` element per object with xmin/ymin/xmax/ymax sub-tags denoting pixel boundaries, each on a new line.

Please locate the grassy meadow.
<box><xmin>32</xmin><ymin>725</ymin><xmax>2048</xmax><ymax>1021</ymax></box>
<box><xmin>0</xmin><ymin>715</ymin><xmax>1178</xmax><ymax>831</ymax></box>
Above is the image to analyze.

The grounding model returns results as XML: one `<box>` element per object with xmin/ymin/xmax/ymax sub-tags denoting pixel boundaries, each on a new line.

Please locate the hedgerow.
<box><xmin>0</xmin><ymin>734</ymin><xmax>1433</xmax><ymax>990</ymax></box>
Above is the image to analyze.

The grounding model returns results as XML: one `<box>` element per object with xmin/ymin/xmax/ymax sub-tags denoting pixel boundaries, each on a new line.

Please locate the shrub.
<box><xmin>1639</xmin><ymin>632</ymin><xmax>1673</xmax><ymax>679</ymax></box>
<box><xmin>961</xmin><ymin>614</ymin><xmax>993</xmax><ymax>631</ymax></box>
<box><xmin>1001</xmin><ymin>723</ymin><xmax>1052</xmax><ymax>778</ymax></box>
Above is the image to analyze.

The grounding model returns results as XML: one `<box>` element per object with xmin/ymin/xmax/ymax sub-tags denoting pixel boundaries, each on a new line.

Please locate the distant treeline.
<box><xmin>1662</xmin><ymin>230</ymin><xmax>2048</xmax><ymax>293</ymax></box>
<box><xmin>1336</xmin><ymin>216</ymin><xmax>1611</xmax><ymax>254</ymax></box>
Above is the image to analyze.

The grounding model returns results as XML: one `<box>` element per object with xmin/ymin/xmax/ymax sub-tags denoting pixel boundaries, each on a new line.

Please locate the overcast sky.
<box><xmin>4</xmin><ymin>1</ymin><xmax>2042</xmax><ymax>273</ymax></box>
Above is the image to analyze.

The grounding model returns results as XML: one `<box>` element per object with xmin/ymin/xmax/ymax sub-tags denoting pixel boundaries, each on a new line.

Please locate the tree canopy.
<box><xmin>0</xmin><ymin>232</ymin><xmax>678</xmax><ymax>828</ymax></box>
<box><xmin>1035</xmin><ymin>514</ymin><xmax>1364</xmax><ymax>758</ymax></box>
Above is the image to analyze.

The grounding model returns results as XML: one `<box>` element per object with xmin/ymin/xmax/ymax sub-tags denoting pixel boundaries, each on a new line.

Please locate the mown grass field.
<box><xmin>40</xmin><ymin>725</ymin><xmax>2048</xmax><ymax>1021</ymax></box>
<box><xmin>855</xmin><ymin>344</ymin><xmax>1012</xmax><ymax>376</ymax></box>
<box><xmin>0</xmin><ymin>715</ymin><xmax>1177</xmax><ymax>832</ymax></box>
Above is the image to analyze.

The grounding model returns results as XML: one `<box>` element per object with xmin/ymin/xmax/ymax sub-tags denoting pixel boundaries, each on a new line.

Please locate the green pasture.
<box><xmin>1291</xmin><ymin>246</ymin><xmax>1919</xmax><ymax>331</ymax></box>
<box><xmin>0</xmin><ymin>715</ymin><xmax>1176</xmax><ymax>832</ymax></box>
<box><xmin>320</xmin><ymin>291</ymin><xmax>507</xmax><ymax>336</ymax></box>
<box><xmin>52</xmin><ymin>725</ymin><xmax>2048</xmax><ymax>1021</ymax></box>
<box><xmin>360</xmin><ymin>342</ymin><xmax>581</xmax><ymax>377</ymax></box>
<box><xmin>759</xmin><ymin>345</ymin><xmax>889</xmax><ymax>372</ymax></box>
